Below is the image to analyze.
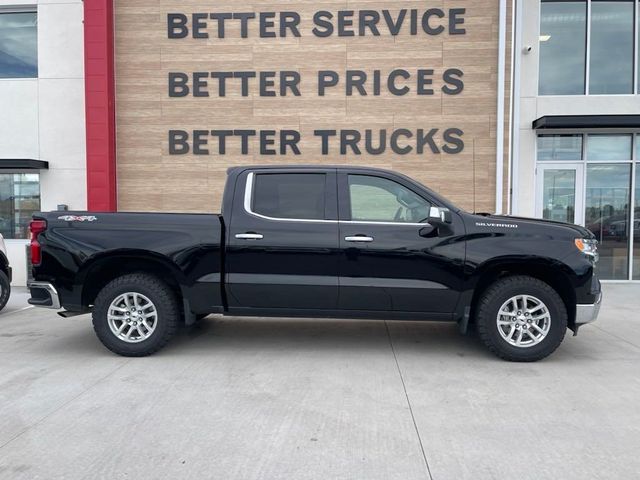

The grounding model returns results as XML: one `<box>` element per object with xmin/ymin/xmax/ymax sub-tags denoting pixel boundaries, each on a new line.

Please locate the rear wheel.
<box><xmin>92</xmin><ymin>274</ymin><xmax>179</xmax><ymax>356</ymax></box>
<box><xmin>476</xmin><ymin>276</ymin><xmax>567</xmax><ymax>362</ymax></box>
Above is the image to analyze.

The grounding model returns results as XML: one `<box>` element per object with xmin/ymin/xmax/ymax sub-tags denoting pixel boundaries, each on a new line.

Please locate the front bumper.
<box><xmin>28</xmin><ymin>282</ymin><xmax>61</xmax><ymax>309</ymax></box>
<box><xmin>575</xmin><ymin>291</ymin><xmax>602</xmax><ymax>325</ymax></box>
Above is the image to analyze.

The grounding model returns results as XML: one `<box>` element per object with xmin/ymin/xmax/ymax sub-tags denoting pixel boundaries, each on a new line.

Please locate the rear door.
<box><xmin>226</xmin><ymin>168</ymin><xmax>339</xmax><ymax>310</ymax></box>
<box><xmin>337</xmin><ymin>171</ymin><xmax>464</xmax><ymax>314</ymax></box>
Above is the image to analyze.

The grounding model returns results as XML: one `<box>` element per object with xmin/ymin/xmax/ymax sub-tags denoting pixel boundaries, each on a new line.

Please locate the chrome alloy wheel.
<box><xmin>496</xmin><ymin>294</ymin><xmax>551</xmax><ymax>348</ymax></box>
<box><xmin>107</xmin><ymin>292</ymin><xmax>158</xmax><ymax>343</ymax></box>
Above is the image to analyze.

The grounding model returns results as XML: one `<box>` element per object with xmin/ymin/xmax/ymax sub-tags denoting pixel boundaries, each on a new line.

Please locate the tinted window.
<box><xmin>539</xmin><ymin>1</ymin><xmax>586</xmax><ymax>95</ymax></box>
<box><xmin>0</xmin><ymin>12</ymin><xmax>38</xmax><ymax>79</ymax></box>
<box><xmin>348</xmin><ymin>175</ymin><xmax>431</xmax><ymax>223</ymax></box>
<box><xmin>252</xmin><ymin>173</ymin><xmax>326</xmax><ymax>220</ymax></box>
<box><xmin>589</xmin><ymin>1</ymin><xmax>634</xmax><ymax>94</ymax></box>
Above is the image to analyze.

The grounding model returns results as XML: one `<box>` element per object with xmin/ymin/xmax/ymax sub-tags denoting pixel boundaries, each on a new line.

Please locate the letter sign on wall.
<box><xmin>115</xmin><ymin>1</ymin><xmax>504</xmax><ymax>214</ymax></box>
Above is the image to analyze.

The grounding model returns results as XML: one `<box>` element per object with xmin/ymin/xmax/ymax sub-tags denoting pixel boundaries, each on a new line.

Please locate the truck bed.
<box><xmin>31</xmin><ymin>211</ymin><xmax>224</xmax><ymax>314</ymax></box>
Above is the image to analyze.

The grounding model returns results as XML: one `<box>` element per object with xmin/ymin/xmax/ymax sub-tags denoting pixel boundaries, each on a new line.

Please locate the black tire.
<box><xmin>476</xmin><ymin>275</ymin><xmax>567</xmax><ymax>362</ymax></box>
<box><xmin>92</xmin><ymin>274</ymin><xmax>179</xmax><ymax>357</ymax></box>
<box><xmin>0</xmin><ymin>270</ymin><xmax>10</xmax><ymax>312</ymax></box>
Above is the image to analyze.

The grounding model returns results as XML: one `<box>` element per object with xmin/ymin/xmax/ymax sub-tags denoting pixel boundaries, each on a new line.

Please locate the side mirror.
<box><xmin>428</xmin><ymin>206</ymin><xmax>452</xmax><ymax>225</ymax></box>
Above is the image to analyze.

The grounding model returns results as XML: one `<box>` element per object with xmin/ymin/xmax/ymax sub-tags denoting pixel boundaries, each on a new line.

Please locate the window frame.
<box><xmin>0</xmin><ymin>8</ymin><xmax>38</xmax><ymax>80</ymax></box>
<box><xmin>538</xmin><ymin>0</ymin><xmax>639</xmax><ymax>96</ymax></box>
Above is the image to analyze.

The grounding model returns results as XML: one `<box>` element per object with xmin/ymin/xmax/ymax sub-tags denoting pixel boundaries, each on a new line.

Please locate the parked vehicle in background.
<box><xmin>28</xmin><ymin>166</ymin><xmax>602</xmax><ymax>361</ymax></box>
<box><xmin>0</xmin><ymin>234</ymin><xmax>12</xmax><ymax>311</ymax></box>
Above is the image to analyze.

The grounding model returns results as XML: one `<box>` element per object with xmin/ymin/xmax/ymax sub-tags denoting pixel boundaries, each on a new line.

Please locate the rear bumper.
<box><xmin>28</xmin><ymin>282</ymin><xmax>61</xmax><ymax>309</ymax></box>
<box><xmin>575</xmin><ymin>291</ymin><xmax>602</xmax><ymax>325</ymax></box>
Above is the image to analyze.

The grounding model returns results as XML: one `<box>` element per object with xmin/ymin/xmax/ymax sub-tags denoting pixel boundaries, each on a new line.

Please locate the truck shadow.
<box><xmin>35</xmin><ymin>315</ymin><xmax>490</xmax><ymax>359</ymax></box>
<box><xmin>164</xmin><ymin>316</ymin><xmax>491</xmax><ymax>359</ymax></box>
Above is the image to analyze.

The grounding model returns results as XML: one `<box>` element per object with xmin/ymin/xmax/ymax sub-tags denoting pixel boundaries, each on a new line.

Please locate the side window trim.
<box><xmin>338</xmin><ymin>172</ymin><xmax>434</xmax><ymax>226</ymax></box>
<box><xmin>243</xmin><ymin>172</ymin><xmax>338</xmax><ymax>224</ymax></box>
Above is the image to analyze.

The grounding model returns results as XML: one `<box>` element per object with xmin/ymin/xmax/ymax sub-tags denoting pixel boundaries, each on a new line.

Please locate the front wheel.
<box><xmin>475</xmin><ymin>276</ymin><xmax>567</xmax><ymax>362</ymax></box>
<box><xmin>92</xmin><ymin>274</ymin><xmax>179</xmax><ymax>356</ymax></box>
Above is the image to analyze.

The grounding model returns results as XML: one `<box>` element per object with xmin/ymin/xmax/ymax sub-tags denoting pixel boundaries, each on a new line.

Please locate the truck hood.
<box><xmin>471</xmin><ymin>213</ymin><xmax>594</xmax><ymax>239</ymax></box>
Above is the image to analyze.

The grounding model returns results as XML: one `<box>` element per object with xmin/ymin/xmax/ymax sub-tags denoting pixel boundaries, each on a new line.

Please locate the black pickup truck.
<box><xmin>28</xmin><ymin>165</ymin><xmax>601</xmax><ymax>361</ymax></box>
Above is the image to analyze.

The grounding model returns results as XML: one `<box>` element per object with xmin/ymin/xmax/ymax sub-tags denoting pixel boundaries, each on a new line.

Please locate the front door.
<box><xmin>337</xmin><ymin>172</ymin><xmax>464</xmax><ymax>315</ymax></box>
<box><xmin>226</xmin><ymin>169</ymin><xmax>339</xmax><ymax>311</ymax></box>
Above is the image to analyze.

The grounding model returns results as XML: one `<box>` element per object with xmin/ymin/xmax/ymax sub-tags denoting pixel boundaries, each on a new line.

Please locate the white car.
<box><xmin>0</xmin><ymin>234</ymin><xmax>11</xmax><ymax>311</ymax></box>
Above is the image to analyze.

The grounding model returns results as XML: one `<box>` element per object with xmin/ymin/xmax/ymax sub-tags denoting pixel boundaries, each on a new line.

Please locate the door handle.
<box><xmin>235</xmin><ymin>233</ymin><xmax>264</xmax><ymax>240</ymax></box>
<box><xmin>345</xmin><ymin>235</ymin><xmax>373</xmax><ymax>242</ymax></box>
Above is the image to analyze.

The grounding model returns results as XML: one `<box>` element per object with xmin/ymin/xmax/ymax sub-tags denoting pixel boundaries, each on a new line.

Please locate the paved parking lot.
<box><xmin>1</xmin><ymin>284</ymin><xmax>639</xmax><ymax>479</ymax></box>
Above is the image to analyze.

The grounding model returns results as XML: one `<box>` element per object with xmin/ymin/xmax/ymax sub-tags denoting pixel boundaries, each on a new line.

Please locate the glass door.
<box><xmin>536</xmin><ymin>164</ymin><xmax>584</xmax><ymax>225</ymax></box>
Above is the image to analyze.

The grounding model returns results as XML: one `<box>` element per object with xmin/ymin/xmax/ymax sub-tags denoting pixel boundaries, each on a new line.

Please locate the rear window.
<box><xmin>252</xmin><ymin>173</ymin><xmax>326</xmax><ymax>220</ymax></box>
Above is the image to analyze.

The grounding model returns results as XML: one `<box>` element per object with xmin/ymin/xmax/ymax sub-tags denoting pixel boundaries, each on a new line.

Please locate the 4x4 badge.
<box><xmin>58</xmin><ymin>215</ymin><xmax>97</xmax><ymax>222</ymax></box>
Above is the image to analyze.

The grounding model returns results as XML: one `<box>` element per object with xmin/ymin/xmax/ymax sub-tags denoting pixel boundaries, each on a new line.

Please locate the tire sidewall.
<box><xmin>0</xmin><ymin>270</ymin><xmax>10</xmax><ymax>312</ymax></box>
<box><xmin>93</xmin><ymin>276</ymin><xmax>176</xmax><ymax>356</ymax></box>
<box><xmin>480</xmin><ymin>279</ymin><xmax>567</xmax><ymax>360</ymax></box>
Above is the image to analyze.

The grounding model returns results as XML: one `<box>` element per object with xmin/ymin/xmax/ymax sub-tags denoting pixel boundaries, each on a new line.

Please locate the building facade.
<box><xmin>513</xmin><ymin>0</ymin><xmax>640</xmax><ymax>281</ymax></box>
<box><xmin>0</xmin><ymin>0</ymin><xmax>86</xmax><ymax>285</ymax></box>
<box><xmin>0</xmin><ymin>0</ymin><xmax>638</xmax><ymax>284</ymax></box>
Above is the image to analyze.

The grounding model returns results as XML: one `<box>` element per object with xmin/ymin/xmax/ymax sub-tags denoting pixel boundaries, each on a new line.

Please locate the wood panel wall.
<box><xmin>114</xmin><ymin>1</ymin><xmax>510</xmax><ymax>213</ymax></box>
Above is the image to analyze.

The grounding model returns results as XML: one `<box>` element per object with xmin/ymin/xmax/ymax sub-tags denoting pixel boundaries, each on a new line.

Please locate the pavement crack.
<box><xmin>384</xmin><ymin>321</ymin><xmax>434</xmax><ymax>480</ymax></box>
<box><xmin>0</xmin><ymin>359</ymin><xmax>130</xmax><ymax>451</ymax></box>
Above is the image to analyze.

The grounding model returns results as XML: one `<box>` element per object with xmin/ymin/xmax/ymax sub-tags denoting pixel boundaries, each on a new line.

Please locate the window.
<box><xmin>541</xmin><ymin>169</ymin><xmax>577</xmax><ymax>223</ymax></box>
<box><xmin>348</xmin><ymin>175</ymin><xmax>431</xmax><ymax>223</ymax></box>
<box><xmin>0</xmin><ymin>173</ymin><xmax>40</xmax><ymax>239</ymax></box>
<box><xmin>633</xmin><ymin>166</ymin><xmax>640</xmax><ymax>279</ymax></box>
<box><xmin>589</xmin><ymin>1</ymin><xmax>634</xmax><ymax>94</ymax></box>
<box><xmin>252</xmin><ymin>173</ymin><xmax>326</xmax><ymax>220</ymax></box>
<box><xmin>539</xmin><ymin>1</ymin><xmax>587</xmax><ymax>95</ymax></box>
<box><xmin>537</xmin><ymin>134</ymin><xmax>583</xmax><ymax>160</ymax></box>
<box><xmin>0</xmin><ymin>12</ymin><xmax>37</xmax><ymax>79</ymax></box>
<box><xmin>536</xmin><ymin>133</ymin><xmax>640</xmax><ymax>280</ymax></box>
<box><xmin>586</xmin><ymin>134</ymin><xmax>633</xmax><ymax>161</ymax></box>
<box><xmin>539</xmin><ymin>0</ymin><xmax>638</xmax><ymax>96</ymax></box>
<box><xmin>585</xmin><ymin>164</ymin><xmax>631</xmax><ymax>279</ymax></box>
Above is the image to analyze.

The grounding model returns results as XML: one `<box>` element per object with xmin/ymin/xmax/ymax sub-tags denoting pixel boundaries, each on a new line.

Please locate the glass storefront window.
<box><xmin>589</xmin><ymin>1</ymin><xmax>635</xmax><ymax>95</ymax></box>
<box><xmin>0</xmin><ymin>174</ymin><xmax>41</xmax><ymax>239</ymax></box>
<box><xmin>542</xmin><ymin>169</ymin><xmax>576</xmax><ymax>223</ymax></box>
<box><xmin>539</xmin><ymin>1</ymin><xmax>587</xmax><ymax>95</ymax></box>
<box><xmin>0</xmin><ymin>12</ymin><xmax>37</xmax><ymax>79</ymax></box>
<box><xmin>537</xmin><ymin>135</ymin><xmax>583</xmax><ymax>160</ymax></box>
<box><xmin>585</xmin><ymin>164</ymin><xmax>631</xmax><ymax>280</ymax></box>
<box><xmin>537</xmin><ymin>134</ymin><xmax>640</xmax><ymax>280</ymax></box>
<box><xmin>633</xmin><ymin>167</ymin><xmax>640</xmax><ymax>280</ymax></box>
<box><xmin>587</xmin><ymin>134</ymin><xmax>633</xmax><ymax>161</ymax></box>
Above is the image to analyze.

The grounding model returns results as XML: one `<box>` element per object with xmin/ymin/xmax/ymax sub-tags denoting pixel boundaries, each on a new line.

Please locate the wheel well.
<box><xmin>81</xmin><ymin>256</ymin><xmax>183</xmax><ymax>309</ymax></box>
<box><xmin>469</xmin><ymin>263</ymin><xmax>576</xmax><ymax>328</ymax></box>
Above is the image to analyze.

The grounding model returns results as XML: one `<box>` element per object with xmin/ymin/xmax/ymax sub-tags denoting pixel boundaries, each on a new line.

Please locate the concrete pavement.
<box><xmin>0</xmin><ymin>285</ymin><xmax>639</xmax><ymax>479</ymax></box>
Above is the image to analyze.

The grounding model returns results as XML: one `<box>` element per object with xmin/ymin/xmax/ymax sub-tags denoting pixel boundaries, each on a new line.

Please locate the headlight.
<box><xmin>575</xmin><ymin>238</ymin><xmax>599</xmax><ymax>261</ymax></box>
